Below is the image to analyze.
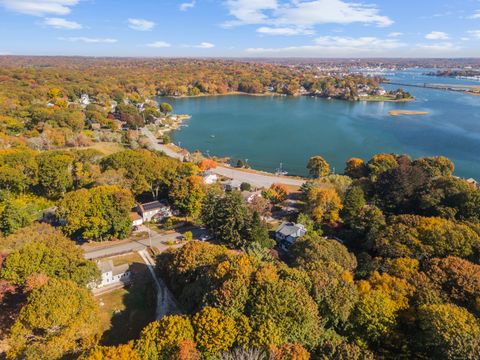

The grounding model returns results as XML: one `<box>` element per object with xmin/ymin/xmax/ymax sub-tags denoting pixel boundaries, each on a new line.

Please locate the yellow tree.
<box><xmin>192</xmin><ymin>306</ymin><xmax>237</xmax><ymax>355</ymax></box>
<box><xmin>306</xmin><ymin>187</ymin><xmax>342</xmax><ymax>224</ymax></box>
<box><xmin>307</xmin><ymin>156</ymin><xmax>330</xmax><ymax>178</ymax></box>
<box><xmin>135</xmin><ymin>315</ymin><xmax>194</xmax><ymax>359</ymax></box>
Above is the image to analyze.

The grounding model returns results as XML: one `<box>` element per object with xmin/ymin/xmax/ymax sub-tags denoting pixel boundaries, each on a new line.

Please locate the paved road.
<box><xmin>141</xmin><ymin>127</ymin><xmax>305</xmax><ymax>188</ymax></box>
<box><xmin>83</xmin><ymin>227</ymin><xmax>205</xmax><ymax>259</ymax></box>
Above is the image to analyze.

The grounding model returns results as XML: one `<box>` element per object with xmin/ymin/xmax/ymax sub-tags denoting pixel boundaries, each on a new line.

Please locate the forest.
<box><xmin>1</xmin><ymin>147</ymin><xmax>479</xmax><ymax>359</ymax></box>
<box><xmin>0</xmin><ymin>57</ymin><xmax>477</xmax><ymax>359</ymax></box>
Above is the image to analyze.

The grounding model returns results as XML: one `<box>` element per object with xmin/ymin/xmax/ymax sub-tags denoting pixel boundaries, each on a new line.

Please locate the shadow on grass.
<box><xmin>99</xmin><ymin>261</ymin><xmax>156</xmax><ymax>346</ymax></box>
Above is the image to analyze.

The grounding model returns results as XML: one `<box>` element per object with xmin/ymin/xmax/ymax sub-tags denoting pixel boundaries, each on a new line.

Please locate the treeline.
<box><xmin>2</xmin><ymin>145</ymin><xmax>480</xmax><ymax>359</ymax></box>
<box><xmin>0</xmin><ymin>147</ymin><xmax>197</xmax><ymax>240</ymax></box>
<box><xmin>134</xmin><ymin>153</ymin><xmax>480</xmax><ymax>359</ymax></box>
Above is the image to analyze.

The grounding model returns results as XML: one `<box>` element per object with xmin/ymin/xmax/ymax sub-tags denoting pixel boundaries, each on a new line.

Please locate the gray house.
<box><xmin>275</xmin><ymin>222</ymin><xmax>307</xmax><ymax>251</ymax></box>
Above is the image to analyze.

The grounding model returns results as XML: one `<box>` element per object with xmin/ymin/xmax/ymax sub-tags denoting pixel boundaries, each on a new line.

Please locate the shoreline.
<box><xmin>161</xmin><ymin>91</ymin><xmax>415</xmax><ymax>103</ymax></box>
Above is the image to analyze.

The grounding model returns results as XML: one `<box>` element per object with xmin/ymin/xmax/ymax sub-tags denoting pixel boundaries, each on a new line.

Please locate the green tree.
<box><xmin>1</xmin><ymin>235</ymin><xmax>99</xmax><ymax>287</ymax></box>
<box><xmin>160</xmin><ymin>102</ymin><xmax>173</xmax><ymax>116</ymax></box>
<box><xmin>248</xmin><ymin>212</ymin><xmax>274</xmax><ymax>249</ymax></box>
<box><xmin>201</xmin><ymin>190</ymin><xmax>252</xmax><ymax>248</ymax></box>
<box><xmin>341</xmin><ymin>186</ymin><xmax>365</xmax><ymax>221</ymax></box>
<box><xmin>7</xmin><ymin>279</ymin><xmax>101</xmax><ymax>360</ymax></box>
<box><xmin>307</xmin><ymin>156</ymin><xmax>330</xmax><ymax>178</ymax></box>
<box><xmin>37</xmin><ymin>151</ymin><xmax>74</xmax><ymax>199</ymax></box>
<box><xmin>57</xmin><ymin>185</ymin><xmax>135</xmax><ymax>241</ymax></box>
<box><xmin>373</xmin><ymin>215</ymin><xmax>480</xmax><ymax>260</ymax></box>
<box><xmin>289</xmin><ymin>234</ymin><xmax>357</xmax><ymax>272</ymax></box>
<box><xmin>248</xmin><ymin>279</ymin><xmax>321</xmax><ymax>349</ymax></box>
<box><xmin>0</xmin><ymin>200</ymin><xmax>30</xmax><ymax>235</ymax></box>
<box><xmin>417</xmin><ymin>303</ymin><xmax>480</xmax><ymax>360</ymax></box>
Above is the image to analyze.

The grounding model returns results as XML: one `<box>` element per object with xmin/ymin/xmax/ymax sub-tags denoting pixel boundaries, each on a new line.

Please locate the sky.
<box><xmin>0</xmin><ymin>0</ymin><xmax>480</xmax><ymax>58</ymax></box>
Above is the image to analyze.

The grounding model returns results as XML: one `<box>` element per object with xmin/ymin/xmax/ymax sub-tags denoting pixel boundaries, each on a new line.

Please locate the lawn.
<box><xmin>86</xmin><ymin>142</ymin><xmax>126</xmax><ymax>155</ymax></box>
<box><xmin>96</xmin><ymin>254</ymin><xmax>156</xmax><ymax>346</ymax></box>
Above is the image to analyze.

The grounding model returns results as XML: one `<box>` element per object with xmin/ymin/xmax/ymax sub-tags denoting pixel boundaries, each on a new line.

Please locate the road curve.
<box><xmin>141</xmin><ymin>127</ymin><xmax>305</xmax><ymax>188</ymax></box>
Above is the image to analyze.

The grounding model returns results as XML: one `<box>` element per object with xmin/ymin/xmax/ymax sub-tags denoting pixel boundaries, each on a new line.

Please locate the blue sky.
<box><xmin>1</xmin><ymin>0</ymin><xmax>480</xmax><ymax>57</ymax></box>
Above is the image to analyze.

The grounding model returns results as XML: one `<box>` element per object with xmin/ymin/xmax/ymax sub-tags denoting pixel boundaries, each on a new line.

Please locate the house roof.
<box><xmin>276</xmin><ymin>222</ymin><xmax>306</xmax><ymax>238</ymax></box>
<box><xmin>139</xmin><ymin>201</ymin><xmax>163</xmax><ymax>212</ymax></box>
<box><xmin>225</xmin><ymin>179</ymin><xmax>242</xmax><ymax>188</ymax></box>
<box><xmin>97</xmin><ymin>260</ymin><xmax>130</xmax><ymax>276</ymax></box>
<box><xmin>129</xmin><ymin>212</ymin><xmax>142</xmax><ymax>221</ymax></box>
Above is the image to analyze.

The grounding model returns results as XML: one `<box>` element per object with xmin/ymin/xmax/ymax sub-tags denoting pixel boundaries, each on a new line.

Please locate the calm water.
<box><xmin>164</xmin><ymin>69</ymin><xmax>480</xmax><ymax>178</ymax></box>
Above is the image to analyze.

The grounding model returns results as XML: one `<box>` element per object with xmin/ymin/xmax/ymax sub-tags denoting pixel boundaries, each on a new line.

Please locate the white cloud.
<box><xmin>43</xmin><ymin>17</ymin><xmax>81</xmax><ymax>29</ymax></box>
<box><xmin>246</xmin><ymin>36</ymin><xmax>405</xmax><ymax>56</ymax></box>
<box><xmin>467</xmin><ymin>30</ymin><xmax>480</xmax><ymax>39</ymax></box>
<box><xmin>425</xmin><ymin>31</ymin><xmax>449</xmax><ymax>40</ymax></box>
<box><xmin>0</xmin><ymin>0</ymin><xmax>79</xmax><ymax>16</ymax></box>
<box><xmin>59</xmin><ymin>37</ymin><xmax>118</xmax><ymax>43</ymax></box>
<box><xmin>128</xmin><ymin>18</ymin><xmax>155</xmax><ymax>31</ymax></box>
<box><xmin>417</xmin><ymin>42</ymin><xmax>459</xmax><ymax>51</ymax></box>
<box><xmin>223</xmin><ymin>0</ymin><xmax>277</xmax><ymax>27</ymax></box>
<box><xmin>257</xmin><ymin>26</ymin><xmax>313</xmax><ymax>35</ymax></box>
<box><xmin>388</xmin><ymin>32</ymin><xmax>403</xmax><ymax>37</ymax></box>
<box><xmin>195</xmin><ymin>42</ymin><xmax>215</xmax><ymax>48</ymax></box>
<box><xmin>0</xmin><ymin>51</ymin><xmax>12</xmax><ymax>55</ymax></box>
<box><xmin>469</xmin><ymin>10</ymin><xmax>480</xmax><ymax>19</ymax></box>
<box><xmin>180</xmin><ymin>1</ymin><xmax>195</xmax><ymax>11</ymax></box>
<box><xmin>146</xmin><ymin>41</ymin><xmax>171</xmax><ymax>48</ymax></box>
<box><xmin>223</xmin><ymin>0</ymin><xmax>393</xmax><ymax>30</ymax></box>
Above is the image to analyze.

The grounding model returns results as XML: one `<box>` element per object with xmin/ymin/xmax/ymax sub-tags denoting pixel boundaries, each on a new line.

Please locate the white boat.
<box><xmin>275</xmin><ymin>162</ymin><xmax>288</xmax><ymax>176</ymax></box>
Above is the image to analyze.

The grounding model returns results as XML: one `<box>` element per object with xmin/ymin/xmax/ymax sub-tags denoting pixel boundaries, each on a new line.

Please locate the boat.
<box><xmin>275</xmin><ymin>162</ymin><xmax>288</xmax><ymax>176</ymax></box>
<box><xmin>210</xmin><ymin>134</ymin><xmax>215</xmax><ymax>138</ymax></box>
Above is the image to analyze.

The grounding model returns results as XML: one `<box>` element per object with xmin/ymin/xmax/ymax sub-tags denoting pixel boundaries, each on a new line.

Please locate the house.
<box><xmin>138</xmin><ymin>201</ymin><xmax>172</xmax><ymax>222</ymax></box>
<box><xmin>201</xmin><ymin>170</ymin><xmax>218</xmax><ymax>185</ymax></box>
<box><xmin>79</xmin><ymin>94</ymin><xmax>91</xmax><ymax>107</ymax></box>
<box><xmin>275</xmin><ymin>222</ymin><xmax>307</xmax><ymax>251</ymax></box>
<box><xmin>95</xmin><ymin>260</ymin><xmax>131</xmax><ymax>288</ymax></box>
<box><xmin>241</xmin><ymin>191</ymin><xmax>262</xmax><ymax>204</ymax></box>
<box><xmin>223</xmin><ymin>179</ymin><xmax>242</xmax><ymax>191</ymax></box>
<box><xmin>466</xmin><ymin>178</ymin><xmax>479</xmax><ymax>188</ymax></box>
<box><xmin>130</xmin><ymin>212</ymin><xmax>143</xmax><ymax>227</ymax></box>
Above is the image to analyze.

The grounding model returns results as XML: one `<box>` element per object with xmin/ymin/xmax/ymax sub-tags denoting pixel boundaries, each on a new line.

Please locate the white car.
<box><xmin>200</xmin><ymin>234</ymin><xmax>213</xmax><ymax>241</ymax></box>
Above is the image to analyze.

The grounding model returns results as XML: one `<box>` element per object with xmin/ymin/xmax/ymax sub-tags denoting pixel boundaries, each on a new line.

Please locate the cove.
<box><xmin>164</xmin><ymin>72</ymin><xmax>480</xmax><ymax>179</ymax></box>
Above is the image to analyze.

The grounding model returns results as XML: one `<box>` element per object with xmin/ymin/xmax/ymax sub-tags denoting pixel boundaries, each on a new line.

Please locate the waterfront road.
<box><xmin>141</xmin><ymin>127</ymin><xmax>306</xmax><ymax>188</ymax></box>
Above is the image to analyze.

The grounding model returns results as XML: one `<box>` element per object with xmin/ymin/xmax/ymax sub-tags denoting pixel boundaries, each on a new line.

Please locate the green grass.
<box><xmin>96</xmin><ymin>256</ymin><xmax>156</xmax><ymax>346</ymax></box>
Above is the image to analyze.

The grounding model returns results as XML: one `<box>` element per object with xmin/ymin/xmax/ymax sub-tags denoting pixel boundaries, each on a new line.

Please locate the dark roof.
<box><xmin>140</xmin><ymin>201</ymin><xmax>163</xmax><ymax>212</ymax></box>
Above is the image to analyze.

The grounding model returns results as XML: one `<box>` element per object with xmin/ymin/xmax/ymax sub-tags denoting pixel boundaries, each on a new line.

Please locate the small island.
<box><xmin>389</xmin><ymin>110</ymin><xmax>429</xmax><ymax>117</ymax></box>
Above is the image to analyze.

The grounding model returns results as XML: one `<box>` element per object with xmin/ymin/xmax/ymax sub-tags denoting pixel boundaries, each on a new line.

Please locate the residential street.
<box><xmin>141</xmin><ymin>126</ymin><xmax>306</xmax><ymax>188</ymax></box>
<box><xmin>83</xmin><ymin>227</ymin><xmax>206</xmax><ymax>259</ymax></box>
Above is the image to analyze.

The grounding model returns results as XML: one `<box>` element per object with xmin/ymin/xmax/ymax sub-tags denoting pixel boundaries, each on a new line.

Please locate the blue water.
<box><xmin>164</xmin><ymin>69</ymin><xmax>480</xmax><ymax>178</ymax></box>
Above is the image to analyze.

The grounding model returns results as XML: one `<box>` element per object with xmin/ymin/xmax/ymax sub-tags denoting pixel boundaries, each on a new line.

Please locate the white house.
<box><xmin>241</xmin><ymin>191</ymin><xmax>262</xmax><ymax>204</ymax></box>
<box><xmin>201</xmin><ymin>170</ymin><xmax>218</xmax><ymax>185</ymax></box>
<box><xmin>130</xmin><ymin>212</ymin><xmax>143</xmax><ymax>227</ymax></box>
<box><xmin>138</xmin><ymin>201</ymin><xmax>172</xmax><ymax>222</ymax></box>
<box><xmin>275</xmin><ymin>222</ymin><xmax>307</xmax><ymax>251</ymax></box>
<box><xmin>96</xmin><ymin>260</ymin><xmax>131</xmax><ymax>288</ymax></box>
<box><xmin>223</xmin><ymin>179</ymin><xmax>242</xmax><ymax>191</ymax></box>
<box><xmin>79</xmin><ymin>94</ymin><xmax>91</xmax><ymax>107</ymax></box>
